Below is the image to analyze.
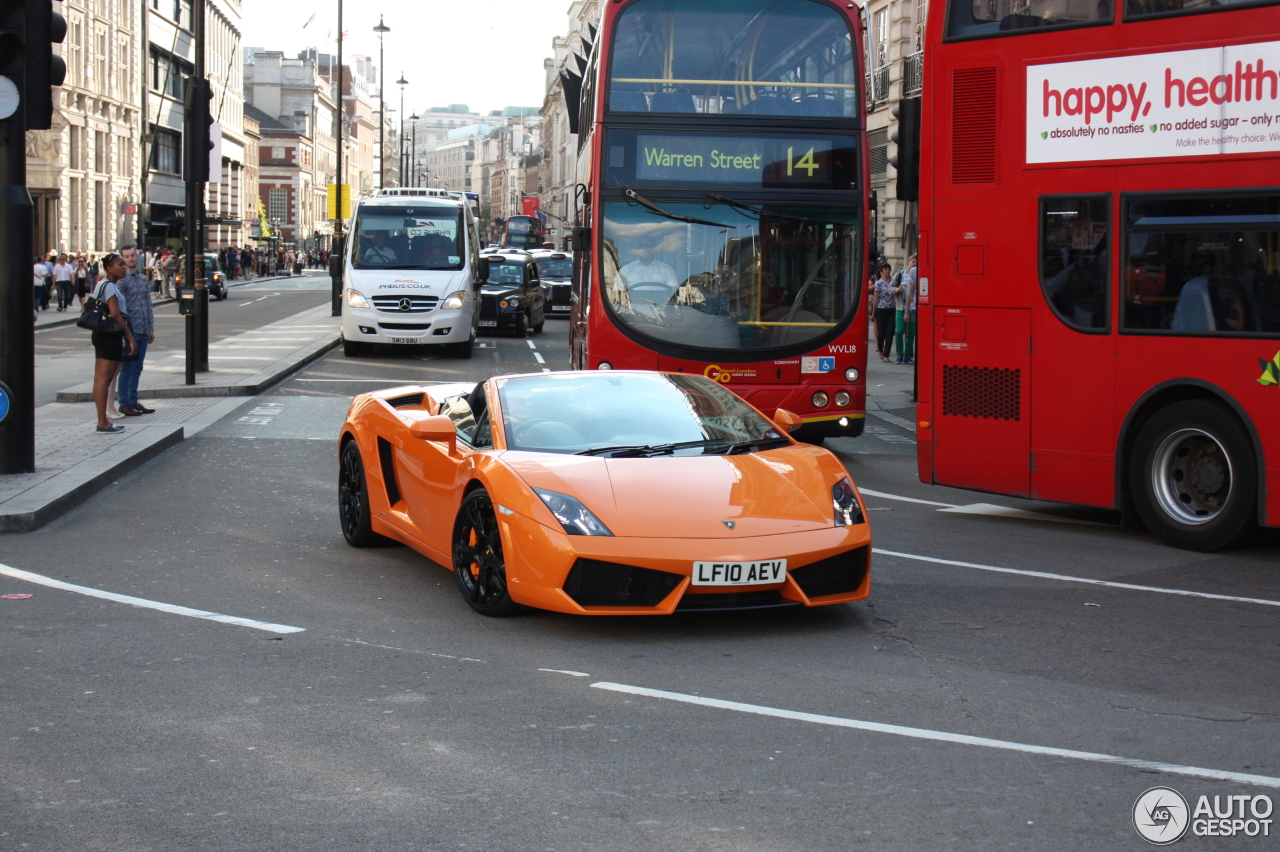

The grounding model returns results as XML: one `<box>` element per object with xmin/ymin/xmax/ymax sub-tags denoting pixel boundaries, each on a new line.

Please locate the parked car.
<box><xmin>477</xmin><ymin>253</ymin><xmax>545</xmax><ymax>336</ymax></box>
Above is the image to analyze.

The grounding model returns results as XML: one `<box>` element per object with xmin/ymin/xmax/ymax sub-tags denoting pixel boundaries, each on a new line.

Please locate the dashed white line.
<box><xmin>526</xmin><ymin>339</ymin><xmax>537</xmax><ymax>350</ymax></box>
<box><xmin>590</xmin><ymin>682</ymin><xmax>1280</xmax><ymax>789</ymax></box>
<box><xmin>859</xmin><ymin>487</ymin><xmax>955</xmax><ymax>508</ymax></box>
<box><xmin>873</xmin><ymin>548</ymin><xmax>1280</xmax><ymax>608</ymax></box>
<box><xmin>0</xmin><ymin>563</ymin><xmax>305</xmax><ymax>633</ymax></box>
<box><xmin>859</xmin><ymin>488</ymin><xmax>1108</xmax><ymax>525</ymax></box>
<box><xmin>533</xmin><ymin>352</ymin><xmax>546</xmax><ymax>364</ymax></box>
<box><xmin>539</xmin><ymin>668</ymin><xmax>591</xmax><ymax>677</ymax></box>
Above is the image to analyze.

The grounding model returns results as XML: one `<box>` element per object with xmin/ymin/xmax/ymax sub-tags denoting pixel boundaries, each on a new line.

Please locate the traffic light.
<box><xmin>23</xmin><ymin>0</ymin><xmax>66</xmax><ymax>131</ymax></box>
<box><xmin>0</xmin><ymin>6</ymin><xmax>23</xmax><ymax>122</ymax></box>
<box><xmin>889</xmin><ymin>97</ymin><xmax>921</xmax><ymax>203</ymax></box>
<box><xmin>183</xmin><ymin>76</ymin><xmax>214</xmax><ymax>182</ymax></box>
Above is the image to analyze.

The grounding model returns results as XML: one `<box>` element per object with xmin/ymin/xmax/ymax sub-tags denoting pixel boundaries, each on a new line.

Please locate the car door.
<box><xmin>395</xmin><ymin>424</ymin><xmax>466</xmax><ymax>557</ymax></box>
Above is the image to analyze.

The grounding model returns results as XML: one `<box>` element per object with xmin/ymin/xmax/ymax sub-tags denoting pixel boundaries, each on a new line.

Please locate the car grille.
<box><xmin>790</xmin><ymin>546</ymin><xmax>869</xmax><ymax>598</ymax></box>
<box><xmin>547</xmin><ymin>284</ymin><xmax>571</xmax><ymax>307</ymax></box>
<box><xmin>377</xmin><ymin>322</ymin><xmax>432</xmax><ymax>331</ymax></box>
<box><xmin>372</xmin><ymin>295</ymin><xmax>438</xmax><ymax>313</ymax></box>
<box><xmin>479</xmin><ymin>293</ymin><xmax>501</xmax><ymax>318</ymax></box>
<box><xmin>563</xmin><ymin>559</ymin><xmax>682</xmax><ymax>608</ymax></box>
<box><xmin>675</xmin><ymin>590</ymin><xmax>795</xmax><ymax>612</ymax></box>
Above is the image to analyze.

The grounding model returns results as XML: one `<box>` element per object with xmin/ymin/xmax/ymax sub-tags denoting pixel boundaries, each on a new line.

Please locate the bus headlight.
<box><xmin>346</xmin><ymin>289</ymin><xmax>371</xmax><ymax>309</ymax></box>
<box><xmin>844</xmin><ymin>368</ymin><xmax>860</xmax><ymax>382</ymax></box>
<box><xmin>440</xmin><ymin>290</ymin><xmax>467</xmax><ymax>310</ymax></box>
<box><xmin>597</xmin><ymin>361</ymin><xmax>613</xmax><ymax>370</ymax></box>
<box><xmin>834</xmin><ymin>390</ymin><xmax>851</xmax><ymax>408</ymax></box>
<box><xmin>811</xmin><ymin>391</ymin><xmax>830</xmax><ymax>408</ymax></box>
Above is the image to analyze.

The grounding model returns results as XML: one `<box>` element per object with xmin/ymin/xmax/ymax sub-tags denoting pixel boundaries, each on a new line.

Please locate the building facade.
<box><xmin>539</xmin><ymin>0</ymin><xmax>600</xmax><ymax>247</ymax></box>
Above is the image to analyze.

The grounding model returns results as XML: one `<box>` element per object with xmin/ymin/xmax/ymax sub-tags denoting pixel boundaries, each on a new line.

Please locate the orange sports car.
<box><xmin>337</xmin><ymin>371</ymin><xmax>871</xmax><ymax>616</ymax></box>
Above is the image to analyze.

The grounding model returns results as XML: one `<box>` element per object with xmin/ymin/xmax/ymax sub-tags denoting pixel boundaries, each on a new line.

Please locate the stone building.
<box><xmin>539</xmin><ymin>0</ymin><xmax>600</xmax><ymax>246</ymax></box>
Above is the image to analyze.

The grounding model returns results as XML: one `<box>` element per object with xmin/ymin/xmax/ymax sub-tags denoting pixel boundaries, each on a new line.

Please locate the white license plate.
<box><xmin>387</xmin><ymin>337</ymin><xmax>418</xmax><ymax>344</ymax></box>
<box><xmin>551</xmin><ymin>305</ymin><xmax>571</xmax><ymax>311</ymax></box>
<box><xmin>478</xmin><ymin>320</ymin><xmax>498</xmax><ymax>327</ymax></box>
<box><xmin>692</xmin><ymin>559</ymin><xmax>787</xmax><ymax>586</ymax></box>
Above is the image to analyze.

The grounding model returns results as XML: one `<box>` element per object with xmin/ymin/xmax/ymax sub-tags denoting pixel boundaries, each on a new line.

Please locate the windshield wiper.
<box><xmin>625</xmin><ymin>189</ymin><xmax>735</xmax><ymax>228</ymax></box>
<box><xmin>722</xmin><ymin>436</ymin><xmax>793</xmax><ymax>455</ymax></box>
<box><xmin>706</xmin><ymin>193</ymin><xmax>855</xmax><ymax>226</ymax></box>
<box><xmin>575</xmin><ymin>439</ymin><xmax>729</xmax><ymax>458</ymax></box>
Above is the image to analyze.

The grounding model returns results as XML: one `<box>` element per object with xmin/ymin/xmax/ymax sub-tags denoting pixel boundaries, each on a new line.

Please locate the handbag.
<box><xmin>77</xmin><ymin>281</ymin><xmax>127</xmax><ymax>335</ymax></box>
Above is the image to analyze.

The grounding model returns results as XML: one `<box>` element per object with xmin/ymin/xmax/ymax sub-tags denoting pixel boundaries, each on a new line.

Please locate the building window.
<box><xmin>69</xmin><ymin>178</ymin><xmax>83</xmax><ymax>249</ymax></box>
<box><xmin>150</xmin><ymin>49</ymin><xmax>188</xmax><ymax>99</ymax></box>
<box><xmin>95</xmin><ymin>182</ymin><xmax>108</xmax><ymax>249</ymax></box>
<box><xmin>151</xmin><ymin>127</ymin><xmax>181</xmax><ymax>174</ymax></box>
<box><xmin>94</xmin><ymin>130</ymin><xmax>106</xmax><ymax>173</ymax></box>
<box><xmin>271</xmin><ymin>146</ymin><xmax>285</xmax><ymax>160</ymax></box>
<box><xmin>68</xmin><ymin>125</ymin><xmax>82</xmax><ymax>170</ymax></box>
<box><xmin>269</xmin><ymin>187</ymin><xmax>287</xmax><ymax>222</ymax></box>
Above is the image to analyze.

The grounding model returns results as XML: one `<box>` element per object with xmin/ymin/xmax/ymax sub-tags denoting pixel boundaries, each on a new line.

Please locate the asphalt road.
<box><xmin>3</xmin><ymin>309</ymin><xmax>1279</xmax><ymax>851</ymax></box>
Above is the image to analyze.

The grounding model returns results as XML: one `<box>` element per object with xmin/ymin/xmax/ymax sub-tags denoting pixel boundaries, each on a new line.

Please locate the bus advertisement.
<box><xmin>917</xmin><ymin>0</ymin><xmax>1280</xmax><ymax>550</ymax></box>
<box><xmin>568</xmin><ymin>0</ymin><xmax>871</xmax><ymax>443</ymax></box>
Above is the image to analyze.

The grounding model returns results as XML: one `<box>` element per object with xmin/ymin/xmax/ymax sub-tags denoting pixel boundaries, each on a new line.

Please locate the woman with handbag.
<box><xmin>84</xmin><ymin>253</ymin><xmax>138</xmax><ymax>434</ymax></box>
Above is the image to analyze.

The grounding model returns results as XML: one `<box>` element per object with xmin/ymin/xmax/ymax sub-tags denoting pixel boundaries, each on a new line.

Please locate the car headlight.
<box><xmin>346</xmin><ymin>288</ymin><xmax>371</xmax><ymax>309</ymax></box>
<box><xmin>441</xmin><ymin>290</ymin><xmax>467</xmax><ymax>310</ymax></box>
<box><xmin>832</xmin><ymin>478</ymin><xmax>864</xmax><ymax>527</ymax></box>
<box><xmin>533</xmin><ymin>488</ymin><xmax>613</xmax><ymax>536</ymax></box>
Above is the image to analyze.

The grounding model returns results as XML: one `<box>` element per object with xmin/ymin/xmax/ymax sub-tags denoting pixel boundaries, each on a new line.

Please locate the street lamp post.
<box><xmin>331</xmin><ymin>0</ymin><xmax>347</xmax><ymax>317</ymax></box>
<box><xmin>407</xmin><ymin>114</ymin><xmax>419</xmax><ymax>186</ymax></box>
<box><xmin>396</xmin><ymin>73</ymin><xmax>408</xmax><ymax>187</ymax></box>
<box><xmin>374</xmin><ymin>16</ymin><xmax>389</xmax><ymax>190</ymax></box>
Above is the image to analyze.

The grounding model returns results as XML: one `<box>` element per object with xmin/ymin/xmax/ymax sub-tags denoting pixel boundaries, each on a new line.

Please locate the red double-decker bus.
<box><xmin>917</xmin><ymin>0</ymin><xmax>1280</xmax><ymax>549</ymax></box>
<box><xmin>568</xmin><ymin>0</ymin><xmax>871</xmax><ymax>442</ymax></box>
<box><xmin>503</xmin><ymin>215</ymin><xmax>544</xmax><ymax>250</ymax></box>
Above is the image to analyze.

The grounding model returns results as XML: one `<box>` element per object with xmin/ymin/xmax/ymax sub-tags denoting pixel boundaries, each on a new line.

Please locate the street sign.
<box><xmin>326</xmin><ymin>183</ymin><xmax>350</xmax><ymax>220</ymax></box>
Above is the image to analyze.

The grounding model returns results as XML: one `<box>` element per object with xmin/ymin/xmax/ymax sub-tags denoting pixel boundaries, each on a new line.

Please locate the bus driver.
<box><xmin>361</xmin><ymin>233</ymin><xmax>397</xmax><ymax>266</ymax></box>
<box><xmin>619</xmin><ymin>232</ymin><xmax>679</xmax><ymax>303</ymax></box>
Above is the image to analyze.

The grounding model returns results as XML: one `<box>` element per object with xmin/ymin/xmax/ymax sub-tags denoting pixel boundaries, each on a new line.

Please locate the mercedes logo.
<box><xmin>722</xmin><ymin>519</ymin><xmax>736</xmax><ymax>529</ymax></box>
<box><xmin>398</xmin><ymin>297</ymin><xmax>413</xmax><ymax>312</ymax></box>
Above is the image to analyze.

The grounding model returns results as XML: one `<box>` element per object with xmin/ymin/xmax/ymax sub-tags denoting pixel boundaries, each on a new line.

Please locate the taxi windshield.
<box><xmin>485</xmin><ymin>262</ymin><xmax>525</xmax><ymax>285</ymax></box>
<box><xmin>536</xmin><ymin>256</ymin><xmax>572</xmax><ymax>279</ymax></box>
<box><xmin>351</xmin><ymin>205</ymin><xmax>464</xmax><ymax>270</ymax></box>
<box><xmin>497</xmin><ymin>372</ymin><xmax>783</xmax><ymax>455</ymax></box>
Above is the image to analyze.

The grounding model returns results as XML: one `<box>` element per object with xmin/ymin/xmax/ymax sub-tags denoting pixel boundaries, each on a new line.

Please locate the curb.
<box><xmin>0</xmin><ymin>425</ymin><xmax>185</xmax><ymax>533</ymax></box>
<box><xmin>54</xmin><ymin>336</ymin><xmax>340</xmax><ymax>402</ymax></box>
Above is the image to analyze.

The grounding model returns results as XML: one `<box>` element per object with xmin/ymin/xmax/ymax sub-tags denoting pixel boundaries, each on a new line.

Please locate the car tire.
<box><xmin>1129</xmin><ymin>399</ymin><xmax>1256</xmax><ymax>552</ymax></box>
<box><xmin>342</xmin><ymin>338</ymin><xmax>361</xmax><ymax>357</ymax></box>
<box><xmin>452</xmin><ymin>488</ymin><xmax>519</xmax><ymax>616</ymax></box>
<box><xmin>339</xmin><ymin>440</ymin><xmax>389</xmax><ymax>547</ymax></box>
<box><xmin>513</xmin><ymin>312</ymin><xmax>528</xmax><ymax>337</ymax></box>
<box><xmin>532</xmin><ymin>310</ymin><xmax>545</xmax><ymax>334</ymax></box>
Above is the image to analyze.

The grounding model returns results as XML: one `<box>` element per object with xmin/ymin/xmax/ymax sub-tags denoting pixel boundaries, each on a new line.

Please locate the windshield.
<box><xmin>351</xmin><ymin>205</ymin><xmax>464</xmax><ymax>270</ymax></box>
<box><xmin>609</xmin><ymin>0</ymin><xmax>858</xmax><ymax>118</ymax></box>
<box><xmin>536</xmin><ymin>256</ymin><xmax>572</xmax><ymax>279</ymax></box>
<box><xmin>485</xmin><ymin>261</ymin><xmax>526</xmax><ymax>286</ymax></box>
<box><xmin>601</xmin><ymin>200</ymin><xmax>858</xmax><ymax>352</ymax></box>
<box><xmin>505</xmin><ymin>217</ymin><xmax>542</xmax><ymax>249</ymax></box>
<box><xmin>497</xmin><ymin>372</ymin><xmax>783</xmax><ymax>454</ymax></box>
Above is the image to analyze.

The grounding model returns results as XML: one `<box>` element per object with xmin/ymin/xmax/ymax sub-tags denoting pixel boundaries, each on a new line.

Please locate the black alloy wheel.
<box><xmin>338</xmin><ymin>440</ymin><xmax>386</xmax><ymax>547</ymax></box>
<box><xmin>1129</xmin><ymin>400</ymin><xmax>1256</xmax><ymax>551</ymax></box>
<box><xmin>452</xmin><ymin>488</ymin><xmax>519</xmax><ymax>616</ymax></box>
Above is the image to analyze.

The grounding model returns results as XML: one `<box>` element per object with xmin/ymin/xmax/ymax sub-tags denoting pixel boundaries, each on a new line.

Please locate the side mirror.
<box><xmin>476</xmin><ymin>256</ymin><xmax>490</xmax><ymax>282</ymax></box>
<box><xmin>409</xmin><ymin>414</ymin><xmax>458</xmax><ymax>449</ymax></box>
<box><xmin>572</xmin><ymin>226</ymin><xmax>591</xmax><ymax>252</ymax></box>
<box><xmin>772</xmin><ymin>408</ymin><xmax>803</xmax><ymax>433</ymax></box>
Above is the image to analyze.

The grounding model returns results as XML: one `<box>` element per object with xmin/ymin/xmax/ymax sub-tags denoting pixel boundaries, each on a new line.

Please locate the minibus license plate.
<box><xmin>388</xmin><ymin>337</ymin><xmax>417</xmax><ymax>345</ymax></box>
<box><xmin>692</xmin><ymin>559</ymin><xmax>786</xmax><ymax>586</ymax></box>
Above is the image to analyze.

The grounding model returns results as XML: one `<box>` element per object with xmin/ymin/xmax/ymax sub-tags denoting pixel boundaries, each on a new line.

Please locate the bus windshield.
<box><xmin>505</xmin><ymin>217</ymin><xmax>542</xmax><ymax>249</ymax></box>
<box><xmin>351</xmin><ymin>206</ymin><xmax>464</xmax><ymax>270</ymax></box>
<box><xmin>608</xmin><ymin>0</ymin><xmax>858</xmax><ymax>118</ymax></box>
<box><xmin>601</xmin><ymin>200</ymin><xmax>858</xmax><ymax>353</ymax></box>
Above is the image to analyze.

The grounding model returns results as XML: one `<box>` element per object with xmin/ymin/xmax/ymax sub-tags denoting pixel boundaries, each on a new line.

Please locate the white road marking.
<box><xmin>0</xmin><ymin>563</ymin><xmax>305</xmax><ymax>633</ymax></box>
<box><xmin>859</xmin><ymin>487</ymin><xmax>956</xmax><ymax>508</ymax></box>
<box><xmin>533</xmin><ymin>352</ymin><xmax>545</xmax><ymax>364</ymax></box>
<box><xmin>539</xmin><ymin>668</ymin><xmax>591</xmax><ymax>677</ymax></box>
<box><xmin>526</xmin><ymin>339</ymin><xmax>537</xmax><ymax>350</ymax></box>
<box><xmin>254</xmin><ymin>295</ymin><xmax>272</xmax><ymax>302</ymax></box>
<box><xmin>938</xmin><ymin>503</ymin><xmax>1108</xmax><ymax>526</ymax></box>
<box><xmin>873</xmin><ymin>549</ymin><xmax>1280</xmax><ymax>608</ymax></box>
<box><xmin>238</xmin><ymin>301</ymin><xmax>253</xmax><ymax>307</ymax></box>
<box><xmin>542</xmin><ymin>367</ymin><xmax>552</xmax><ymax>373</ymax></box>
<box><xmin>591</xmin><ymin>682</ymin><xmax>1280</xmax><ymax>789</ymax></box>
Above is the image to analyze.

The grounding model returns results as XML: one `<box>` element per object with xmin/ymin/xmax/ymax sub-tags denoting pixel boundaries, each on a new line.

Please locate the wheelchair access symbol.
<box><xmin>801</xmin><ymin>356</ymin><xmax>836</xmax><ymax>374</ymax></box>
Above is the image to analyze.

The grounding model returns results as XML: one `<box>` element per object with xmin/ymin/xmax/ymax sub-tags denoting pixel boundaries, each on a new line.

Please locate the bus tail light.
<box><xmin>811</xmin><ymin>391</ymin><xmax>830</xmax><ymax>408</ymax></box>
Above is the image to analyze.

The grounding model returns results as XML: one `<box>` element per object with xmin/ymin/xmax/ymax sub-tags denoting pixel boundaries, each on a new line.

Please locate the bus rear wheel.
<box><xmin>1129</xmin><ymin>400</ymin><xmax>1256</xmax><ymax>552</ymax></box>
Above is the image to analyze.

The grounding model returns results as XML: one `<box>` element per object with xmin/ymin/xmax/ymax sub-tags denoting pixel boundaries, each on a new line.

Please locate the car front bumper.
<box><xmin>342</xmin><ymin>303</ymin><xmax>474</xmax><ymax>344</ymax></box>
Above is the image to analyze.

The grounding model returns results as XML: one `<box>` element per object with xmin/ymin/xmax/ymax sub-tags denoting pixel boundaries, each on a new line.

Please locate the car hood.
<box><xmin>481</xmin><ymin>283</ymin><xmax>521</xmax><ymax>297</ymax></box>
<box><xmin>501</xmin><ymin>446</ymin><xmax>839</xmax><ymax>538</ymax></box>
<box><xmin>348</xmin><ymin>268</ymin><xmax>467</xmax><ymax>296</ymax></box>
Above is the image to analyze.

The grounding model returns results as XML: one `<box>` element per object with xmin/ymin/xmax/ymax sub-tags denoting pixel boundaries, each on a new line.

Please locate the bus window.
<box><xmin>1123</xmin><ymin>194</ymin><xmax>1280</xmax><ymax>336</ymax></box>
<box><xmin>947</xmin><ymin>0</ymin><xmax>1112</xmax><ymax>39</ymax></box>
<box><xmin>608</xmin><ymin>0</ymin><xmax>858</xmax><ymax>118</ymax></box>
<box><xmin>1124</xmin><ymin>0</ymin><xmax>1279</xmax><ymax>18</ymax></box>
<box><xmin>1040</xmin><ymin>196</ymin><xmax>1110</xmax><ymax>332</ymax></box>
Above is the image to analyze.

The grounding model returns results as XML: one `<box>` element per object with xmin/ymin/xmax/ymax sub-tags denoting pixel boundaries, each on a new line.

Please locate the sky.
<box><xmin>241</xmin><ymin>0</ymin><xmax>570</xmax><ymax>116</ymax></box>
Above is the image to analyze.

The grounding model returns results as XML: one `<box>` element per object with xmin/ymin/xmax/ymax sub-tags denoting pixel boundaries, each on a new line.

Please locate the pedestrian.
<box><xmin>85</xmin><ymin>254</ymin><xmax>99</xmax><ymax>309</ymax></box>
<box><xmin>160</xmin><ymin>250</ymin><xmax>175</xmax><ymax>297</ymax></box>
<box><xmin>89</xmin><ymin>252</ymin><xmax>138</xmax><ymax>434</ymax></box>
<box><xmin>73</xmin><ymin>255</ymin><xmax>88</xmax><ymax>310</ymax></box>
<box><xmin>41</xmin><ymin>253</ymin><xmax>55</xmax><ymax>310</ymax></box>
<box><xmin>52</xmin><ymin>253</ymin><xmax>75</xmax><ymax>312</ymax></box>
<box><xmin>873</xmin><ymin>262</ymin><xmax>896</xmax><ymax>362</ymax></box>
<box><xmin>893</xmin><ymin>254</ymin><xmax>917</xmax><ymax>365</ymax></box>
<box><xmin>32</xmin><ymin>256</ymin><xmax>46</xmax><ymax>322</ymax></box>
<box><xmin>115</xmin><ymin>245</ymin><xmax>156</xmax><ymax>417</ymax></box>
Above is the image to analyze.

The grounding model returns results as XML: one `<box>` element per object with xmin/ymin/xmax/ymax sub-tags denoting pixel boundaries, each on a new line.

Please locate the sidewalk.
<box><xmin>33</xmin><ymin>269</ymin><xmax>323</xmax><ymax>331</ymax></box>
<box><xmin>865</xmin><ymin>320</ymin><xmax>918</xmax><ymax>433</ymax></box>
<box><xmin>2</xmin><ymin>303</ymin><xmax>340</xmax><ymax>533</ymax></box>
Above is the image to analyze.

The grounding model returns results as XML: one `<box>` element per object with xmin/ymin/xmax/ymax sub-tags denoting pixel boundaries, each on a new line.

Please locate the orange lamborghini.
<box><xmin>337</xmin><ymin>371</ymin><xmax>871</xmax><ymax>616</ymax></box>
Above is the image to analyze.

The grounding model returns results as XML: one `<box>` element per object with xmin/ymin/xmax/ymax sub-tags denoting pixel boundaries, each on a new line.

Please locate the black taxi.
<box><xmin>478</xmin><ymin>254</ymin><xmax>546</xmax><ymax>336</ymax></box>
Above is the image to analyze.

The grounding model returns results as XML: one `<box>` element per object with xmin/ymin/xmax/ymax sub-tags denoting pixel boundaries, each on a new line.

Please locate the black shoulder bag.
<box><xmin>77</xmin><ymin>281</ymin><xmax>127</xmax><ymax>335</ymax></box>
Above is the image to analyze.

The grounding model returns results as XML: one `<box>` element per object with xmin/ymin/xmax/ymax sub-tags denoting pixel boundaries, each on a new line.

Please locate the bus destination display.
<box><xmin>614</xmin><ymin>132</ymin><xmax>857</xmax><ymax>190</ymax></box>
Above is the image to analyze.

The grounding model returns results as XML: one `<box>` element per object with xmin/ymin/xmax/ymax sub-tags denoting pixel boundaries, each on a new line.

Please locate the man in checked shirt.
<box><xmin>115</xmin><ymin>245</ymin><xmax>157</xmax><ymax>416</ymax></box>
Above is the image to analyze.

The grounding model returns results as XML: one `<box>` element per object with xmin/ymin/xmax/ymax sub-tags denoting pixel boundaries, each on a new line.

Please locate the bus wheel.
<box><xmin>1129</xmin><ymin>400</ymin><xmax>1256</xmax><ymax>552</ymax></box>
